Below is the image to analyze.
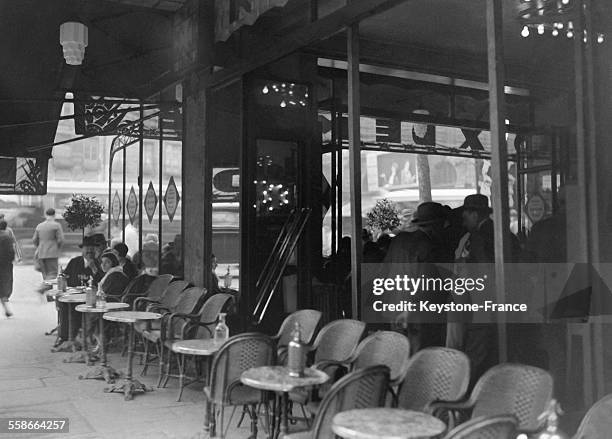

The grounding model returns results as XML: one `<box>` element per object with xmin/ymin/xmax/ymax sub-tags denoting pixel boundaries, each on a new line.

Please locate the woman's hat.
<box><xmin>411</xmin><ymin>202</ymin><xmax>448</xmax><ymax>225</ymax></box>
<box><xmin>461</xmin><ymin>194</ymin><xmax>493</xmax><ymax>213</ymax></box>
<box><xmin>100</xmin><ymin>250</ymin><xmax>119</xmax><ymax>266</ymax></box>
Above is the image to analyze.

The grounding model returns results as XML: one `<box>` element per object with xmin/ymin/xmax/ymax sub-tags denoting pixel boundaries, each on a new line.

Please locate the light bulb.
<box><xmin>538</xmin><ymin>24</ymin><xmax>545</xmax><ymax>34</ymax></box>
<box><xmin>521</xmin><ymin>26</ymin><xmax>530</xmax><ymax>37</ymax></box>
<box><xmin>598</xmin><ymin>33</ymin><xmax>604</xmax><ymax>43</ymax></box>
<box><xmin>567</xmin><ymin>30</ymin><xmax>574</xmax><ymax>38</ymax></box>
<box><xmin>557</xmin><ymin>22</ymin><xmax>564</xmax><ymax>29</ymax></box>
<box><xmin>562</xmin><ymin>0</ymin><xmax>569</xmax><ymax>4</ymax></box>
<box><xmin>568</xmin><ymin>21</ymin><xmax>573</xmax><ymax>29</ymax></box>
<box><xmin>280</xmin><ymin>100</ymin><xmax>287</xmax><ymax>108</ymax></box>
<box><xmin>552</xmin><ymin>28</ymin><xmax>559</xmax><ymax>36</ymax></box>
<box><xmin>262</xmin><ymin>85</ymin><xmax>269</xmax><ymax>94</ymax></box>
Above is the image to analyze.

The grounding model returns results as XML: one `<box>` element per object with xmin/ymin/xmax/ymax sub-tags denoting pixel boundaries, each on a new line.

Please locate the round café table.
<box><xmin>44</xmin><ymin>287</ymin><xmax>83</xmax><ymax>338</ymax></box>
<box><xmin>332</xmin><ymin>408</ymin><xmax>447</xmax><ymax>439</ymax></box>
<box><xmin>54</xmin><ymin>293</ymin><xmax>87</xmax><ymax>356</ymax></box>
<box><xmin>241</xmin><ymin>366</ymin><xmax>329</xmax><ymax>439</ymax></box>
<box><xmin>76</xmin><ymin>302</ymin><xmax>130</xmax><ymax>383</ymax></box>
<box><xmin>103</xmin><ymin>311</ymin><xmax>162</xmax><ymax>400</ymax></box>
<box><xmin>170</xmin><ymin>339</ymin><xmax>221</xmax><ymax>403</ymax></box>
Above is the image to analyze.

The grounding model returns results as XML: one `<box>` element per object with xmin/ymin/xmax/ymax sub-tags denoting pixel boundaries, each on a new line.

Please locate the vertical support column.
<box><xmin>486</xmin><ymin>0</ymin><xmax>510</xmax><ymax>362</ymax></box>
<box><xmin>183</xmin><ymin>79</ymin><xmax>208</xmax><ymax>287</ymax></box>
<box><xmin>158</xmin><ymin>116</ymin><xmax>164</xmax><ymax>270</ymax></box>
<box><xmin>347</xmin><ymin>23</ymin><xmax>362</xmax><ymax>320</ymax></box>
<box><xmin>584</xmin><ymin>0</ymin><xmax>604</xmax><ymax>401</ymax></box>
<box><xmin>122</xmin><ymin>145</ymin><xmax>126</xmax><ymax>242</ymax></box>
<box><xmin>138</xmin><ymin>104</ymin><xmax>144</xmax><ymax>257</ymax></box>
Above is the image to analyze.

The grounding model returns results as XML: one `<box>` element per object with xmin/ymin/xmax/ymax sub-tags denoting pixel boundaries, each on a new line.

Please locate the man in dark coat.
<box><xmin>54</xmin><ymin>236</ymin><xmax>103</xmax><ymax>346</ymax></box>
<box><xmin>386</xmin><ymin>202</ymin><xmax>453</xmax><ymax>351</ymax></box>
<box><xmin>450</xmin><ymin>194</ymin><xmax>522</xmax><ymax>385</ymax></box>
<box><xmin>0</xmin><ymin>220</ymin><xmax>15</xmax><ymax>318</ymax></box>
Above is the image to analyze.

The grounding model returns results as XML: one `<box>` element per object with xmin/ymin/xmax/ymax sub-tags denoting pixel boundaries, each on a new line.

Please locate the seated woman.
<box><xmin>98</xmin><ymin>251</ymin><xmax>130</xmax><ymax>300</ymax></box>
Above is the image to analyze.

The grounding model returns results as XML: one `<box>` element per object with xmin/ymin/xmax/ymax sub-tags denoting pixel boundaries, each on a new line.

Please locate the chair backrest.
<box><xmin>276</xmin><ymin>309</ymin><xmax>322</xmax><ymax>346</ymax></box>
<box><xmin>121</xmin><ymin>273</ymin><xmax>155</xmax><ymax>301</ymax></box>
<box><xmin>173</xmin><ymin>286</ymin><xmax>205</xmax><ymax>315</ymax></box>
<box><xmin>160</xmin><ymin>280</ymin><xmax>189</xmax><ymax>308</ymax></box>
<box><xmin>397</xmin><ymin>347</ymin><xmax>470</xmax><ymax>412</ymax></box>
<box><xmin>209</xmin><ymin>333</ymin><xmax>276</xmax><ymax>404</ymax></box>
<box><xmin>573</xmin><ymin>394</ymin><xmax>612</xmax><ymax>439</ymax></box>
<box><xmin>311</xmin><ymin>365</ymin><xmax>390</xmax><ymax>439</ymax></box>
<box><xmin>146</xmin><ymin>274</ymin><xmax>174</xmax><ymax>301</ymax></box>
<box><xmin>443</xmin><ymin>415</ymin><xmax>518</xmax><ymax>439</ymax></box>
<box><xmin>195</xmin><ymin>293</ymin><xmax>234</xmax><ymax>339</ymax></box>
<box><xmin>350</xmin><ymin>331</ymin><xmax>410</xmax><ymax>383</ymax></box>
<box><xmin>312</xmin><ymin>319</ymin><xmax>366</xmax><ymax>364</ymax></box>
<box><xmin>471</xmin><ymin>363</ymin><xmax>553</xmax><ymax>431</ymax></box>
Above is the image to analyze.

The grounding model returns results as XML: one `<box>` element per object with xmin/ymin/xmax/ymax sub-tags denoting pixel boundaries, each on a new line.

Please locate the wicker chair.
<box><xmin>205</xmin><ymin>333</ymin><xmax>276</xmax><ymax>439</ymax></box>
<box><xmin>132</xmin><ymin>279</ymin><xmax>189</xmax><ymax>360</ymax></box>
<box><xmin>289</xmin><ymin>319</ymin><xmax>366</xmax><ymax>421</ymax></box>
<box><xmin>162</xmin><ymin>293</ymin><xmax>235</xmax><ymax>400</ymax></box>
<box><xmin>274</xmin><ymin>309</ymin><xmax>322</xmax><ymax>364</ymax></box>
<box><xmin>431</xmin><ymin>363</ymin><xmax>553</xmax><ymax>434</ymax></box>
<box><xmin>284</xmin><ymin>365</ymin><xmax>390</xmax><ymax>439</ymax></box>
<box><xmin>140</xmin><ymin>286</ymin><xmax>205</xmax><ymax>382</ymax></box>
<box><xmin>132</xmin><ymin>274</ymin><xmax>173</xmax><ymax>309</ymax></box>
<box><xmin>443</xmin><ymin>415</ymin><xmax>518</xmax><ymax>439</ymax></box>
<box><xmin>572</xmin><ymin>394</ymin><xmax>612</xmax><ymax>439</ymax></box>
<box><xmin>397</xmin><ymin>347</ymin><xmax>470</xmax><ymax>413</ymax></box>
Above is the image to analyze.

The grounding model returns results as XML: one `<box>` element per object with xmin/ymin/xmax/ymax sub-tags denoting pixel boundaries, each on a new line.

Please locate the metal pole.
<box><xmin>347</xmin><ymin>23</ymin><xmax>363</xmax><ymax>320</ymax></box>
<box><xmin>138</xmin><ymin>104</ymin><xmax>144</xmax><ymax>258</ymax></box>
<box><xmin>584</xmin><ymin>0</ymin><xmax>604</xmax><ymax>401</ymax></box>
<box><xmin>122</xmin><ymin>143</ymin><xmax>126</xmax><ymax>242</ymax></box>
<box><xmin>159</xmin><ymin>115</ymin><xmax>164</xmax><ymax>272</ymax></box>
<box><xmin>486</xmin><ymin>0</ymin><xmax>510</xmax><ymax>363</ymax></box>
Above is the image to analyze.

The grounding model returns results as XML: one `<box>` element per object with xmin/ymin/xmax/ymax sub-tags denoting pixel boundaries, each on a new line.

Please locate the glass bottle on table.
<box><xmin>57</xmin><ymin>265</ymin><xmax>67</xmax><ymax>292</ymax></box>
<box><xmin>288</xmin><ymin>322</ymin><xmax>305</xmax><ymax>377</ymax></box>
<box><xmin>214</xmin><ymin>312</ymin><xmax>229</xmax><ymax>343</ymax></box>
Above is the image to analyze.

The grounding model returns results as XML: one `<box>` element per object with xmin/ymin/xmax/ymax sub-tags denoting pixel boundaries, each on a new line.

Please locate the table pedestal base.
<box><xmin>80</xmin><ymin>365</ymin><xmax>120</xmax><ymax>383</ymax></box>
<box><xmin>104</xmin><ymin>379</ymin><xmax>152</xmax><ymax>401</ymax></box>
<box><xmin>64</xmin><ymin>351</ymin><xmax>98</xmax><ymax>364</ymax></box>
<box><xmin>51</xmin><ymin>340</ymin><xmax>80</xmax><ymax>353</ymax></box>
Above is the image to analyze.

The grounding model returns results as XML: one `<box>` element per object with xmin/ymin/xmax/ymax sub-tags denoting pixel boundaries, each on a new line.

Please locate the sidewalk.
<box><xmin>0</xmin><ymin>264</ymin><xmax>255</xmax><ymax>439</ymax></box>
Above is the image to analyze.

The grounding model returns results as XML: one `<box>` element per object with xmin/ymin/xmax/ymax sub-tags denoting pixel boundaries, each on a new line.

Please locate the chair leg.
<box><xmin>219</xmin><ymin>405</ymin><xmax>225</xmax><ymax>439</ymax></box>
<box><xmin>176</xmin><ymin>353</ymin><xmax>185</xmax><ymax>402</ymax></box>
<box><xmin>162</xmin><ymin>346</ymin><xmax>171</xmax><ymax>388</ymax></box>
<box><xmin>141</xmin><ymin>339</ymin><xmax>150</xmax><ymax>376</ymax></box>
<box><xmin>260</xmin><ymin>401</ymin><xmax>270</xmax><ymax>435</ymax></box>
<box><xmin>249</xmin><ymin>403</ymin><xmax>258</xmax><ymax>439</ymax></box>
<box><xmin>156</xmin><ymin>342</ymin><xmax>165</xmax><ymax>388</ymax></box>
<box><xmin>299</xmin><ymin>403</ymin><xmax>311</xmax><ymax>428</ymax></box>
<box><xmin>209</xmin><ymin>403</ymin><xmax>216</xmax><ymax>438</ymax></box>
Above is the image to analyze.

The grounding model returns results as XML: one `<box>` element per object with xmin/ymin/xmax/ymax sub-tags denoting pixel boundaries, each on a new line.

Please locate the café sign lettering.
<box><xmin>215</xmin><ymin>0</ymin><xmax>288</xmax><ymax>42</ymax></box>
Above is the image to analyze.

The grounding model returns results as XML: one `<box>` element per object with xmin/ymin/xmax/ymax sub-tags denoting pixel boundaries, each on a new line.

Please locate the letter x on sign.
<box><xmin>460</xmin><ymin>129</ymin><xmax>485</xmax><ymax>151</ymax></box>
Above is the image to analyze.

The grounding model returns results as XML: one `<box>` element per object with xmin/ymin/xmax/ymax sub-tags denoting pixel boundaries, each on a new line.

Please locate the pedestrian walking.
<box><xmin>0</xmin><ymin>220</ymin><xmax>15</xmax><ymax>318</ymax></box>
<box><xmin>0</xmin><ymin>213</ymin><xmax>22</xmax><ymax>262</ymax></box>
<box><xmin>32</xmin><ymin>208</ymin><xmax>64</xmax><ymax>291</ymax></box>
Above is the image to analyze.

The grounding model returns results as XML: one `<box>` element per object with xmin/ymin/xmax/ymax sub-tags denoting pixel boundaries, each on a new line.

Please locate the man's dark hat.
<box><xmin>79</xmin><ymin>235</ymin><xmax>97</xmax><ymax>248</ymax></box>
<box><xmin>462</xmin><ymin>194</ymin><xmax>493</xmax><ymax>213</ymax></box>
<box><xmin>91</xmin><ymin>233</ymin><xmax>107</xmax><ymax>247</ymax></box>
<box><xmin>411</xmin><ymin>202</ymin><xmax>448</xmax><ymax>225</ymax></box>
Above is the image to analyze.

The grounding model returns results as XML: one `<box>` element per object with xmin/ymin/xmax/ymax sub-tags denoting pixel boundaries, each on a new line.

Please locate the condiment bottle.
<box><xmin>287</xmin><ymin>322</ymin><xmax>305</xmax><ymax>377</ymax></box>
<box><xmin>214</xmin><ymin>312</ymin><xmax>229</xmax><ymax>343</ymax></box>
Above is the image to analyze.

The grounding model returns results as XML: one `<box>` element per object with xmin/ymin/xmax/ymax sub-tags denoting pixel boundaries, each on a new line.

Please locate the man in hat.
<box><xmin>32</xmin><ymin>208</ymin><xmax>64</xmax><ymax>287</ymax></box>
<box><xmin>385</xmin><ymin>202</ymin><xmax>452</xmax><ymax>350</ymax></box>
<box><xmin>53</xmin><ymin>236</ymin><xmax>103</xmax><ymax>348</ymax></box>
<box><xmin>449</xmin><ymin>194</ymin><xmax>501</xmax><ymax>386</ymax></box>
